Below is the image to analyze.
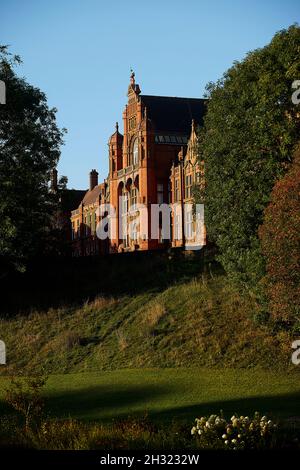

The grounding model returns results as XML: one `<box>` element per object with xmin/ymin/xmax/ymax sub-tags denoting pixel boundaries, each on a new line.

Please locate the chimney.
<box><xmin>50</xmin><ymin>168</ymin><xmax>58</xmax><ymax>192</ymax></box>
<box><xmin>89</xmin><ymin>169</ymin><xmax>98</xmax><ymax>191</ymax></box>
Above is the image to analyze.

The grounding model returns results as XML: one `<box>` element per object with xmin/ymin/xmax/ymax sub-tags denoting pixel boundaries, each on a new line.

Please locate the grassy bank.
<box><xmin>0</xmin><ymin>255</ymin><xmax>299</xmax><ymax>449</ymax></box>
<box><xmin>0</xmin><ymin>269</ymin><xmax>294</xmax><ymax>373</ymax></box>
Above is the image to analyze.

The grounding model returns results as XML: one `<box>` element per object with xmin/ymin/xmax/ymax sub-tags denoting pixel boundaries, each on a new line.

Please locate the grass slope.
<box><xmin>0</xmin><ymin>270</ymin><xmax>293</xmax><ymax>374</ymax></box>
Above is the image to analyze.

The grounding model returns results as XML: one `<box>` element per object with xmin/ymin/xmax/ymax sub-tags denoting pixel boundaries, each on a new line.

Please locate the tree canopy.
<box><xmin>198</xmin><ymin>25</ymin><xmax>300</xmax><ymax>294</ymax></box>
<box><xmin>0</xmin><ymin>46</ymin><xmax>65</xmax><ymax>272</ymax></box>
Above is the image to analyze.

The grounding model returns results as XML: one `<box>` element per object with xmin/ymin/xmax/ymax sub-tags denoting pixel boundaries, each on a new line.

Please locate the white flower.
<box><xmin>205</xmin><ymin>421</ymin><xmax>210</xmax><ymax>428</ymax></box>
<box><xmin>191</xmin><ymin>427</ymin><xmax>197</xmax><ymax>435</ymax></box>
<box><xmin>198</xmin><ymin>429</ymin><xmax>202</xmax><ymax>435</ymax></box>
<box><xmin>231</xmin><ymin>415</ymin><xmax>236</xmax><ymax>422</ymax></box>
<box><xmin>222</xmin><ymin>434</ymin><xmax>227</xmax><ymax>439</ymax></box>
<box><xmin>225</xmin><ymin>440</ymin><xmax>229</xmax><ymax>445</ymax></box>
<box><xmin>231</xmin><ymin>439</ymin><xmax>237</xmax><ymax>444</ymax></box>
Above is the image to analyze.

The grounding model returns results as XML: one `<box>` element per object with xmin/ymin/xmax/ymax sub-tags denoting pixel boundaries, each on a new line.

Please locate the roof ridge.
<box><xmin>141</xmin><ymin>94</ymin><xmax>206</xmax><ymax>101</ymax></box>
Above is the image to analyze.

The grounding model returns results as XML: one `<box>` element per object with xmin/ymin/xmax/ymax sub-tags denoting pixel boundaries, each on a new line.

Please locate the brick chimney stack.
<box><xmin>89</xmin><ymin>169</ymin><xmax>98</xmax><ymax>191</ymax></box>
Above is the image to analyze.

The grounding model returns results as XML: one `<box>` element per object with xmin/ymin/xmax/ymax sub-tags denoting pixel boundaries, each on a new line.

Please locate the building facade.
<box><xmin>170</xmin><ymin>120</ymin><xmax>206</xmax><ymax>250</ymax></box>
<box><xmin>71</xmin><ymin>73</ymin><xmax>206</xmax><ymax>255</ymax></box>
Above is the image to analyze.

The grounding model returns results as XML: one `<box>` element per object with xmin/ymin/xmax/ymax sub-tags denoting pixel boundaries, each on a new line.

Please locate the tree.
<box><xmin>198</xmin><ymin>25</ymin><xmax>300</xmax><ymax>295</ymax></box>
<box><xmin>258</xmin><ymin>145</ymin><xmax>300</xmax><ymax>325</ymax></box>
<box><xmin>0</xmin><ymin>46</ymin><xmax>65</xmax><ymax>272</ymax></box>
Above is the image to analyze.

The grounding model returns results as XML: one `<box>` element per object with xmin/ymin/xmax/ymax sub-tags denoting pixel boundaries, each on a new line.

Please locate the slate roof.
<box><xmin>82</xmin><ymin>183</ymin><xmax>105</xmax><ymax>206</ymax></box>
<box><xmin>140</xmin><ymin>95</ymin><xmax>207</xmax><ymax>134</ymax></box>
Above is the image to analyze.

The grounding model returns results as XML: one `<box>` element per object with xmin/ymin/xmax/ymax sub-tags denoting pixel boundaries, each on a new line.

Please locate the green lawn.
<box><xmin>1</xmin><ymin>368</ymin><xmax>299</xmax><ymax>424</ymax></box>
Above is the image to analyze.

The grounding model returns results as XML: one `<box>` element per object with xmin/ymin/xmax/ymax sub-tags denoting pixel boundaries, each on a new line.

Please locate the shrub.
<box><xmin>259</xmin><ymin>145</ymin><xmax>300</xmax><ymax>324</ymax></box>
<box><xmin>191</xmin><ymin>412</ymin><xmax>278</xmax><ymax>450</ymax></box>
<box><xmin>5</xmin><ymin>372</ymin><xmax>47</xmax><ymax>432</ymax></box>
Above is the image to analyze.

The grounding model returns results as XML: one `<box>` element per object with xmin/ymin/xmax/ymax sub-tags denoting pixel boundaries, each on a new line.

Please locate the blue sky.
<box><xmin>2</xmin><ymin>0</ymin><xmax>299</xmax><ymax>189</ymax></box>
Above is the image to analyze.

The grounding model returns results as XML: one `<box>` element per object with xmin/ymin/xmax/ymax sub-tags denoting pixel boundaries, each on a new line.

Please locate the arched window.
<box><xmin>133</xmin><ymin>138</ymin><xmax>139</xmax><ymax>165</ymax></box>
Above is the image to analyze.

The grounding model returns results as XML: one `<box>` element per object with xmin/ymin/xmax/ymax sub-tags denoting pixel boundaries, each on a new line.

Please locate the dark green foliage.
<box><xmin>197</xmin><ymin>25</ymin><xmax>300</xmax><ymax>294</ymax></box>
<box><xmin>0</xmin><ymin>46</ymin><xmax>65</xmax><ymax>271</ymax></box>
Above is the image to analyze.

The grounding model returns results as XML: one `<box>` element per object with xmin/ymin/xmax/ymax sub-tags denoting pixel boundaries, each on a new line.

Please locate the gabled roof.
<box><xmin>82</xmin><ymin>183</ymin><xmax>105</xmax><ymax>206</ymax></box>
<box><xmin>140</xmin><ymin>95</ymin><xmax>207</xmax><ymax>134</ymax></box>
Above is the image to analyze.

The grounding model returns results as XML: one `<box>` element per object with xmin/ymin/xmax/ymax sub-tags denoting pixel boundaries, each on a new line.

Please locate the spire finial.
<box><xmin>130</xmin><ymin>68</ymin><xmax>135</xmax><ymax>85</ymax></box>
<box><xmin>116</xmin><ymin>122</ymin><xmax>119</xmax><ymax>132</ymax></box>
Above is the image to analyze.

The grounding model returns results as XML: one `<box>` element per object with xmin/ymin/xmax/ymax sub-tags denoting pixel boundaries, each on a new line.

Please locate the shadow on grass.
<box><xmin>44</xmin><ymin>383</ymin><xmax>170</xmax><ymax>421</ymax></box>
<box><xmin>1</xmin><ymin>382</ymin><xmax>297</xmax><ymax>425</ymax></box>
<box><xmin>1</xmin><ymin>249</ymin><xmax>220</xmax><ymax>316</ymax></box>
<box><xmin>151</xmin><ymin>392</ymin><xmax>300</xmax><ymax>424</ymax></box>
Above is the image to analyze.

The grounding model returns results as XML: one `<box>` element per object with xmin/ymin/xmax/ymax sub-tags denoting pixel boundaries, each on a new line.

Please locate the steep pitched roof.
<box><xmin>82</xmin><ymin>183</ymin><xmax>105</xmax><ymax>206</ymax></box>
<box><xmin>140</xmin><ymin>95</ymin><xmax>207</xmax><ymax>134</ymax></box>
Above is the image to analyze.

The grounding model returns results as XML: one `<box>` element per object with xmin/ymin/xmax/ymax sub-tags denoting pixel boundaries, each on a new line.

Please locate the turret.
<box><xmin>109</xmin><ymin>122</ymin><xmax>123</xmax><ymax>176</ymax></box>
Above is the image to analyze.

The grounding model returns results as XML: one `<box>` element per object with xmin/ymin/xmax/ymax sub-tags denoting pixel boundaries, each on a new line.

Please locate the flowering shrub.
<box><xmin>191</xmin><ymin>412</ymin><xmax>278</xmax><ymax>450</ymax></box>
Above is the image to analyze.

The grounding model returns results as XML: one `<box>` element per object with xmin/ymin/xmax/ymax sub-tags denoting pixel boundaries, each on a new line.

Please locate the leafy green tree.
<box><xmin>198</xmin><ymin>25</ymin><xmax>300</xmax><ymax>294</ymax></box>
<box><xmin>0</xmin><ymin>46</ymin><xmax>65</xmax><ymax>272</ymax></box>
<box><xmin>259</xmin><ymin>145</ymin><xmax>300</xmax><ymax>326</ymax></box>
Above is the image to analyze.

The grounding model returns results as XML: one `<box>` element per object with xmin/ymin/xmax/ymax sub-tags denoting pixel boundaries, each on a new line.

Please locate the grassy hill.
<box><xmin>1</xmin><ymin>253</ymin><xmax>299</xmax><ymax>445</ymax></box>
<box><xmin>0</xmin><ymin>253</ymin><xmax>293</xmax><ymax>375</ymax></box>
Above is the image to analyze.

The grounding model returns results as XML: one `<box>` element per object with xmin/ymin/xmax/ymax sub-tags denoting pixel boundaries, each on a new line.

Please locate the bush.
<box><xmin>5</xmin><ymin>373</ymin><xmax>47</xmax><ymax>432</ymax></box>
<box><xmin>191</xmin><ymin>412</ymin><xmax>278</xmax><ymax>450</ymax></box>
<box><xmin>259</xmin><ymin>145</ymin><xmax>300</xmax><ymax>324</ymax></box>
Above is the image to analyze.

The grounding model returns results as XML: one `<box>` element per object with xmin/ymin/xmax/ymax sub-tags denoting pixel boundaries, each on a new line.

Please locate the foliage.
<box><xmin>4</xmin><ymin>372</ymin><xmax>47</xmax><ymax>431</ymax></box>
<box><xmin>258</xmin><ymin>145</ymin><xmax>300</xmax><ymax>325</ymax></box>
<box><xmin>191</xmin><ymin>412</ymin><xmax>278</xmax><ymax>450</ymax></box>
<box><xmin>0</xmin><ymin>45</ymin><xmax>65</xmax><ymax>271</ymax></box>
<box><xmin>197</xmin><ymin>25</ymin><xmax>300</xmax><ymax>295</ymax></box>
<box><xmin>0</xmin><ymin>411</ymin><xmax>298</xmax><ymax>450</ymax></box>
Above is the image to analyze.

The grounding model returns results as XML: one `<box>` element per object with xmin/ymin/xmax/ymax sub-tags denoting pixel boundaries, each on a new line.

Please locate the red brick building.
<box><xmin>71</xmin><ymin>73</ymin><xmax>206</xmax><ymax>255</ymax></box>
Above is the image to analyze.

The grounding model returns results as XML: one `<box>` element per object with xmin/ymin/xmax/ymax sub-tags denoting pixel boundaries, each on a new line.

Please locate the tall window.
<box><xmin>133</xmin><ymin>138</ymin><xmax>139</xmax><ymax>165</ymax></box>
<box><xmin>131</xmin><ymin>187</ymin><xmax>137</xmax><ymax>207</ymax></box>
<box><xmin>175</xmin><ymin>214</ymin><xmax>181</xmax><ymax>240</ymax></box>
<box><xmin>185</xmin><ymin>174</ymin><xmax>193</xmax><ymax>199</ymax></box>
<box><xmin>84</xmin><ymin>216</ymin><xmax>88</xmax><ymax>236</ymax></box>
<box><xmin>121</xmin><ymin>189</ymin><xmax>129</xmax><ymax>246</ymax></box>
<box><xmin>185</xmin><ymin>209</ymin><xmax>193</xmax><ymax>240</ymax></box>
<box><xmin>175</xmin><ymin>179</ymin><xmax>179</xmax><ymax>202</ymax></box>
<box><xmin>91</xmin><ymin>211</ymin><xmax>96</xmax><ymax>234</ymax></box>
<box><xmin>157</xmin><ymin>183</ymin><xmax>164</xmax><ymax>204</ymax></box>
<box><xmin>123</xmin><ymin>191</ymin><xmax>129</xmax><ymax>214</ymax></box>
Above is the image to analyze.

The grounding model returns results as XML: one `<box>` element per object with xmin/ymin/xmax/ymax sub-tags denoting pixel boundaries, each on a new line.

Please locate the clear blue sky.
<box><xmin>2</xmin><ymin>0</ymin><xmax>299</xmax><ymax>189</ymax></box>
